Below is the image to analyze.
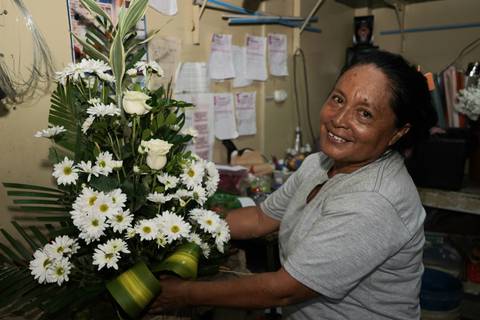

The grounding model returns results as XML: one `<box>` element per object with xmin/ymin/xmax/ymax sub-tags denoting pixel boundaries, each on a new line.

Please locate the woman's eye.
<box><xmin>332</xmin><ymin>95</ymin><xmax>344</xmax><ymax>104</ymax></box>
<box><xmin>360</xmin><ymin>110</ymin><xmax>373</xmax><ymax>119</ymax></box>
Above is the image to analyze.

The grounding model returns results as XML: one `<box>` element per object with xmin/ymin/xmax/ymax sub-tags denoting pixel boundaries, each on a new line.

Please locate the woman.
<box><xmin>150</xmin><ymin>50</ymin><xmax>437</xmax><ymax>319</ymax></box>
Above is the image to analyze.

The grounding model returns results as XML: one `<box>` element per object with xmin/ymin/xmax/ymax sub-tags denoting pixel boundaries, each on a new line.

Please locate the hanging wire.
<box><xmin>293</xmin><ymin>47</ymin><xmax>316</xmax><ymax>147</ymax></box>
<box><xmin>441</xmin><ymin>36</ymin><xmax>480</xmax><ymax>73</ymax></box>
<box><xmin>0</xmin><ymin>0</ymin><xmax>55</xmax><ymax>105</ymax></box>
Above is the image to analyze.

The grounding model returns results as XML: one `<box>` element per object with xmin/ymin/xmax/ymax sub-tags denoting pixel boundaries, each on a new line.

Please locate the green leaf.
<box><xmin>72</xmin><ymin>33</ymin><xmax>109</xmax><ymax>62</ymax></box>
<box><xmin>28</xmin><ymin>226</ymin><xmax>49</xmax><ymax>245</ymax></box>
<box><xmin>109</xmin><ymin>33</ymin><xmax>126</xmax><ymax>104</ymax></box>
<box><xmin>90</xmin><ymin>175</ymin><xmax>119</xmax><ymax>192</ymax></box>
<box><xmin>118</xmin><ymin>0</ymin><xmax>148</xmax><ymax>39</ymax></box>
<box><xmin>165</xmin><ymin>112</ymin><xmax>177</xmax><ymax>125</ymax></box>
<box><xmin>80</xmin><ymin>0</ymin><xmax>113</xmax><ymax>27</ymax></box>
<box><xmin>3</xmin><ymin>183</ymin><xmax>64</xmax><ymax>194</ymax></box>
<box><xmin>49</xmin><ymin>84</ymin><xmax>79</xmax><ymax>154</ymax></box>
<box><xmin>7</xmin><ymin>190</ymin><xmax>62</xmax><ymax>198</ymax></box>
<box><xmin>0</xmin><ymin>229</ymin><xmax>31</xmax><ymax>261</ymax></box>
<box><xmin>142</xmin><ymin>129</ymin><xmax>152</xmax><ymax>140</ymax></box>
<box><xmin>11</xmin><ymin>222</ymin><xmax>40</xmax><ymax>251</ymax></box>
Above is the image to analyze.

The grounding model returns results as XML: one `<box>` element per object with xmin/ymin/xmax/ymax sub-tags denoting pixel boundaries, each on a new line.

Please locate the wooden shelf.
<box><xmin>418</xmin><ymin>186</ymin><xmax>480</xmax><ymax>215</ymax></box>
<box><xmin>335</xmin><ymin>0</ymin><xmax>443</xmax><ymax>9</ymax></box>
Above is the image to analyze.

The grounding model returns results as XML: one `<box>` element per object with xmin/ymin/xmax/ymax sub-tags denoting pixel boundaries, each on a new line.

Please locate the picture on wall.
<box><xmin>66</xmin><ymin>0</ymin><xmax>147</xmax><ymax>62</ymax></box>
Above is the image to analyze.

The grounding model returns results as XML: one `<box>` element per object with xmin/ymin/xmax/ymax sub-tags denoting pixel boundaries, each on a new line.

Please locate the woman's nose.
<box><xmin>331</xmin><ymin>106</ymin><xmax>350</xmax><ymax>128</ymax></box>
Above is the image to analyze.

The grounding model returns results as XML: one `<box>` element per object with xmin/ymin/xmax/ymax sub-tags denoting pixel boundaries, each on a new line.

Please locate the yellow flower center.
<box><xmin>171</xmin><ymin>225</ymin><xmax>180</xmax><ymax>233</ymax></box>
<box><xmin>115</xmin><ymin>214</ymin><xmax>124</xmax><ymax>222</ymax></box>
<box><xmin>99</xmin><ymin>204</ymin><xmax>109</xmax><ymax>213</ymax></box>
<box><xmin>92</xmin><ymin>219</ymin><xmax>99</xmax><ymax>227</ymax></box>
<box><xmin>143</xmin><ymin>226</ymin><xmax>151</xmax><ymax>234</ymax></box>
<box><xmin>63</xmin><ymin>167</ymin><xmax>72</xmax><ymax>175</ymax></box>
<box><xmin>56</xmin><ymin>247</ymin><xmax>64</xmax><ymax>253</ymax></box>
<box><xmin>43</xmin><ymin>258</ymin><xmax>51</xmax><ymax>268</ymax></box>
<box><xmin>88</xmin><ymin>196</ymin><xmax>97</xmax><ymax>206</ymax></box>
<box><xmin>55</xmin><ymin>267</ymin><xmax>64</xmax><ymax>276</ymax></box>
<box><xmin>188</xmin><ymin>169</ymin><xmax>195</xmax><ymax>177</ymax></box>
<box><xmin>105</xmin><ymin>253</ymin><xmax>114</xmax><ymax>259</ymax></box>
<box><xmin>99</xmin><ymin>160</ymin><xmax>106</xmax><ymax>168</ymax></box>
<box><xmin>206</xmin><ymin>219</ymin><xmax>212</xmax><ymax>225</ymax></box>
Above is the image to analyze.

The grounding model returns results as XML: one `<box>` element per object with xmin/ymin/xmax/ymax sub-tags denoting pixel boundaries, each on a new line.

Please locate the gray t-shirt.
<box><xmin>260</xmin><ymin>151</ymin><xmax>425</xmax><ymax>320</ymax></box>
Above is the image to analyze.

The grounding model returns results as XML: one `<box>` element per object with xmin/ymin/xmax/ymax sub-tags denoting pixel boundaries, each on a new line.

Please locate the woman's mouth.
<box><xmin>327</xmin><ymin>131</ymin><xmax>348</xmax><ymax>143</ymax></box>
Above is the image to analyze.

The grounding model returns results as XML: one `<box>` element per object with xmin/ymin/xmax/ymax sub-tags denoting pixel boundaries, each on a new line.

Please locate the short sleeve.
<box><xmin>260</xmin><ymin>154</ymin><xmax>319</xmax><ymax>220</ymax></box>
<box><xmin>283</xmin><ymin>192</ymin><xmax>411</xmax><ymax>300</ymax></box>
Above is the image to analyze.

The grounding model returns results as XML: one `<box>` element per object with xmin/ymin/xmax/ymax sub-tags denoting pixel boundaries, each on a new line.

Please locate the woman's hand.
<box><xmin>148</xmin><ymin>275</ymin><xmax>191</xmax><ymax>314</ymax></box>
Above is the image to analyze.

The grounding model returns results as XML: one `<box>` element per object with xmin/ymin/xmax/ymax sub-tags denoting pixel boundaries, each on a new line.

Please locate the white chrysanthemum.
<box><xmin>76</xmin><ymin>160</ymin><xmax>100</xmax><ymax>182</ymax></box>
<box><xmin>52</xmin><ymin>157</ymin><xmax>79</xmax><ymax>186</ymax></box>
<box><xmin>56</xmin><ymin>59</ymin><xmax>114</xmax><ymax>85</ymax></box>
<box><xmin>125</xmin><ymin>227</ymin><xmax>136</xmax><ymax>239</ymax></box>
<box><xmin>135</xmin><ymin>61</ymin><xmax>164</xmax><ymax>77</ymax></box>
<box><xmin>160</xmin><ymin>212</ymin><xmax>191</xmax><ymax>243</ymax></box>
<box><xmin>34</xmin><ymin>126</ymin><xmax>66</xmax><ymax>138</ymax></box>
<box><xmin>95</xmin><ymin>151</ymin><xmax>115</xmax><ymax>176</ymax></box>
<box><xmin>126</xmin><ymin>68</ymin><xmax>138</xmax><ymax>76</ymax></box>
<box><xmin>44</xmin><ymin>235</ymin><xmax>79</xmax><ymax>259</ymax></box>
<box><xmin>135</xmin><ymin>219</ymin><xmax>158</xmax><ymax>241</ymax></box>
<box><xmin>109</xmin><ymin>189</ymin><xmax>127</xmax><ymax>209</ymax></box>
<box><xmin>190</xmin><ymin>209</ymin><xmax>221</xmax><ymax>234</ymax></box>
<box><xmin>108</xmin><ymin>209</ymin><xmax>133</xmax><ymax>233</ymax></box>
<box><xmin>29</xmin><ymin>249</ymin><xmax>52</xmax><ymax>284</ymax></box>
<box><xmin>174</xmin><ymin>188</ymin><xmax>193</xmax><ymax>207</ymax></box>
<box><xmin>181</xmin><ymin>161</ymin><xmax>205</xmax><ymax>189</ymax></box>
<box><xmin>104</xmin><ymin>238</ymin><xmax>130</xmax><ymax>254</ymax></box>
<box><xmin>93</xmin><ymin>193</ymin><xmax>115</xmax><ymax>218</ymax></box>
<box><xmin>188</xmin><ymin>233</ymin><xmax>210</xmax><ymax>258</ymax></box>
<box><xmin>147</xmin><ymin>192</ymin><xmax>174</xmax><ymax>204</ymax></box>
<box><xmin>205</xmin><ymin>162</ymin><xmax>219</xmax><ymax>196</ymax></box>
<box><xmin>214</xmin><ymin>220</ymin><xmax>231</xmax><ymax>253</ymax></box>
<box><xmin>79</xmin><ymin>211</ymin><xmax>107</xmax><ymax>243</ymax></box>
<box><xmin>87</xmin><ymin>103</ymin><xmax>121</xmax><ymax>118</ymax></box>
<box><xmin>157</xmin><ymin>173</ymin><xmax>179</xmax><ymax>191</ymax></box>
<box><xmin>73</xmin><ymin>186</ymin><xmax>99</xmax><ymax>212</ymax></box>
<box><xmin>46</xmin><ymin>257</ymin><xmax>72</xmax><ymax>285</ymax></box>
<box><xmin>192</xmin><ymin>185</ymin><xmax>207</xmax><ymax>205</ymax></box>
<box><xmin>88</xmin><ymin>98</ymin><xmax>101</xmax><ymax>105</ymax></box>
<box><xmin>92</xmin><ymin>247</ymin><xmax>120</xmax><ymax>270</ymax></box>
<box><xmin>156</xmin><ymin>233</ymin><xmax>168</xmax><ymax>248</ymax></box>
<box><xmin>82</xmin><ymin>116</ymin><xmax>95</xmax><ymax>134</ymax></box>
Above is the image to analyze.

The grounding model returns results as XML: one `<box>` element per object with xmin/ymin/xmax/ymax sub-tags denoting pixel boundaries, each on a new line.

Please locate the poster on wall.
<box><xmin>66</xmin><ymin>0</ymin><xmax>147</xmax><ymax>62</ymax></box>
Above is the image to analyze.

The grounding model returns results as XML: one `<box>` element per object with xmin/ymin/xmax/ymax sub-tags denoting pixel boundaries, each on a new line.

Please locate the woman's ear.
<box><xmin>388</xmin><ymin>123</ymin><xmax>411</xmax><ymax>147</ymax></box>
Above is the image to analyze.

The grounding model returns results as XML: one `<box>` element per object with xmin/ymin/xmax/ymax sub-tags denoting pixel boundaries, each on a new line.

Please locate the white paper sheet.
<box><xmin>235</xmin><ymin>92</ymin><xmax>257</xmax><ymax>136</ymax></box>
<box><xmin>268</xmin><ymin>33</ymin><xmax>288</xmax><ymax>76</ymax></box>
<box><xmin>232</xmin><ymin>45</ymin><xmax>253</xmax><ymax>88</ymax></box>
<box><xmin>213</xmin><ymin>93</ymin><xmax>238</xmax><ymax>140</ymax></box>
<box><xmin>245</xmin><ymin>35</ymin><xmax>268</xmax><ymax>81</ymax></box>
<box><xmin>148</xmin><ymin>36</ymin><xmax>181</xmax><ymax>88</ymax></box>
<box><xmin>175</xmin><ymin>93</ymin><xmax>215</xmax><ymax>160</ymax></box>
<box><xmin>208</xmin><ymin>34</ymin><xmax>235</xmax><ymax>80</ymax></box>
<box><xmin>149</xmin><ymin>0</ymin><xmax>177</xmax><ymax>16</ymax></box>
<box><xmin>174</xmin><ymin>62</ymin><xmax>210</xmax><ymax>94</ymax></box>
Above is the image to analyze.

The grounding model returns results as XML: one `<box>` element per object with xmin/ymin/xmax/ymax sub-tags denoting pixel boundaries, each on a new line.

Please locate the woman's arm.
<box><xmin>149</xmin><ymin>267</ymin><xmax>318</xmax><ymax>312</ymax></box>
<box><xmin>226</xmin><ymin>206</ymin><xmax>280</xmax><ymax>240</ymax></box>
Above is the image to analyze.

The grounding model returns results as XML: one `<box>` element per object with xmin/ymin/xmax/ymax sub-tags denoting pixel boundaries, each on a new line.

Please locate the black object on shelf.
<box><xmin>406</xmin><ymin>128</ymin><xmax>472</xmax><ymax>190</ymax></box>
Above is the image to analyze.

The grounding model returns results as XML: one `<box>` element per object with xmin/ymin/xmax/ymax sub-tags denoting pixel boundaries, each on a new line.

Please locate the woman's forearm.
<box><xmin>184</xmin><ymin>269</ymin><xmax>317</xmax><ymax>309</ymax></box>
<box><xmin>226</xmin><ymin>206</ymin><xmax>280</xmax><ymax>240</ymax></box>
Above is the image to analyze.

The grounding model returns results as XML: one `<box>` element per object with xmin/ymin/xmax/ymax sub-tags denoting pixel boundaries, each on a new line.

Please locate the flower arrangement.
<box><xmin>455</xmin><ymin>84</ymin><xmax>480</xmax><ymax>121</ymax></box>
<box><xmin>0</xmin><ymin>0</ymin><xmax>229</xmax><ymax>318</ymax></box>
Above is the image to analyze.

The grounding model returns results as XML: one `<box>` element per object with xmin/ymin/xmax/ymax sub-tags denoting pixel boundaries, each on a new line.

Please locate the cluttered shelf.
<box><xmin>418</xmin><ymin>183</ymin><xmax>480</xmax><ymax>215</ymax></box>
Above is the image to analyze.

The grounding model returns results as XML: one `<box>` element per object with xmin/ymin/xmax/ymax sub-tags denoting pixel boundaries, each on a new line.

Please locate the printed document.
<box><xmin>245</xmin><ymin>35</ymin><xmax>268</xmax><ymax>81</ymax></box>
<box><xmin>208</xmin><ymin>34</ymin><xmax>235</xmax><ymax>80</ymax></box>
<box><xmin>235</xmin><ymin>92</ymin><xmax>257</xmax><ymax>136</ymax></box>
<box><xmin>268</xmin><ymin>33</ymin><xmax>288</xmax><ymax>76</ymax></box>
<box><xmin>213</xmin><ymin>93</ymin><xmax>238</xmax><ymax>140</ymax></box>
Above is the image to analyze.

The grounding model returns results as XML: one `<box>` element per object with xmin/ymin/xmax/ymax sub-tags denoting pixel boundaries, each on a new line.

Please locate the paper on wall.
<box><xmin>232</xmin><ymin>46</ymin><xmax>253</xmax><ymax>88</ymax></box>
<box><xmin>268</xmin><ymin>33</ymin><xmax>288</xmax><ymax>76</ymax></box>
<box><xmin>174</xmin><ymin>62</ymin><xmax>210</xmax><ymax>94</ymax></box>
<box><xmin>213</xmin><ymin>93</ymin><xmax>238</xmax><ymax>140</ymax></box>
<box><xmin>175</xmin><ymin>93</ymin><xmax>215</xmax><ymax>160</ymax></box>
<box><xmin>149</xmin><ymin>0</ymin><xmax>177</xmax><ymax>15</ymax></box>
<box><xmin>208</xmin><ymin>34</ymin><xmax>235</xmax><ymax>80</ymax></box>
<box><xmin>245</xmin><ymin>35</ymin><xmax>268</xmax><ymax>81</ymax></box>
<box><xmin>235</xmin><ymin>92</ymin><xmax>257</xmax><ymax>136</ymax></box>
<box><xmin>148</xmin><ymin>36</ymin><xmax>181</xmax><ymax>88</ymax></box>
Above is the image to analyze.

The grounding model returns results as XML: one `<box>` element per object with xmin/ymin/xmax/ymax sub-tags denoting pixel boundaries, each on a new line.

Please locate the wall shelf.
<box><xmin>418</xmin><ymin>186</ymin><xmax>480</xmax><ymax>215</ymax></box>
<box><xmin>335</xmin><ymin>0</ymin><xmax>443</xmax><ymax>9</ymax></box>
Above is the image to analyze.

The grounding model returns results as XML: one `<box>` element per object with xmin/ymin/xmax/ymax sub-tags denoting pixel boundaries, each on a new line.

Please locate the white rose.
<box><xmin>143</xmin><ymin>139</ymin><xmax>173</xmax><ymax>156</ymax></box>
<box><xmin>123</xmin><ymin>91</ymin><xmax>152</xmax><ymax>115</ymax></box>
<box><xmin>146</xmin><ymin>154</ymin><xmax>167</xmax><ymax>170</ymax></box>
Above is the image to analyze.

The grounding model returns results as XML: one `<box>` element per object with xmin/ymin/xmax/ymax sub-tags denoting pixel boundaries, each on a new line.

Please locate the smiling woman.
<box><xmin>149</xmin><ymin>51</ymin><xmax>438</xmax><ymax>320</ymax></box>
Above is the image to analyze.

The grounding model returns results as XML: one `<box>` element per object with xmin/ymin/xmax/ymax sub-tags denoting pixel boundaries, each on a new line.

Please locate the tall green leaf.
<box><xmin>118</xmin><ymin>0</ymin><xmax>149</xmax><ymax>39</ymax></box>
<box><xmin>80</xmin><ymin>0</ymin><xmax>113</xmax><ymax>27</ymax></box>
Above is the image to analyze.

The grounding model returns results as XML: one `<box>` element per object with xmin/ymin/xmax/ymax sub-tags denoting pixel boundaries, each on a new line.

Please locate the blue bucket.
<box><xmin>420</xmin><ymin>268</ymin><xmax>463</xmax><ymax>311</ymax></box>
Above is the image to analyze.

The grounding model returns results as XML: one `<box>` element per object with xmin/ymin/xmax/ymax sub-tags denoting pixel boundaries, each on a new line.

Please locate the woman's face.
<box><xmin>319</xmin><ymin>64</ymin><xmax>409</xmax><ymax>173</ymax></box>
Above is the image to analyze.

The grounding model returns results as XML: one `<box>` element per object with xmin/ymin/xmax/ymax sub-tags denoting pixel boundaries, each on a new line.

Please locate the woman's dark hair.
<box><xmin>340</xmin><ymin>50</ymin><xmax>437</xmax><ymax>154</ymax></box>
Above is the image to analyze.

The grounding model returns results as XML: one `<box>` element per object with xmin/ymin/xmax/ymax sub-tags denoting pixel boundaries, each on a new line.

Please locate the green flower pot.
<box><xmin>152</xmin><ymin>242</ymin><xmax>201</xmax><ymax>280</ymax></box>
